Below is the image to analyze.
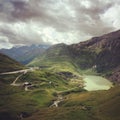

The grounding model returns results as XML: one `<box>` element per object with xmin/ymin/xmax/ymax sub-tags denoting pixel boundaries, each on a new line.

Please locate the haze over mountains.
<box><xmin>0</xmin><ymin>44</ymin><xmax>50</xmax><ymax>64</ymax></box>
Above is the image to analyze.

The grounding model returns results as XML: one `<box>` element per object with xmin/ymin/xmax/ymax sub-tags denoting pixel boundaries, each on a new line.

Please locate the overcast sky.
<box><xmin>0</xmin><ymin>0</ymin><xmax>120</xmax><ymax>48</ymax></box>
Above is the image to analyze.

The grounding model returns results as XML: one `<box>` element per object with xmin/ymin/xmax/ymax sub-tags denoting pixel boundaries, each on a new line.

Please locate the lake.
<box><xmin>83</xmin><ymin>75</ymin><xmax>113</xmax><ymax>91</ymax></box>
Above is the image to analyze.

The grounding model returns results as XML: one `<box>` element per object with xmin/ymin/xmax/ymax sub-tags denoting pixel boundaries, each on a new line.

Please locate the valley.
<box><xmin>1</xmin><ymin>0</ymin><xmax>120</xmax><ymax>119</ymax></box>
<box><xmin>0</xmin><ymin>30</ymin><xmax>120</xmax><ymax>120</ymax></box>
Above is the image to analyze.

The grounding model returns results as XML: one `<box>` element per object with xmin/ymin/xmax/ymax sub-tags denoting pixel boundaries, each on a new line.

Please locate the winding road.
<box><xmin>10</xmin><ymin>73</ymin><xmax>24</xmax><ymax>86</ymax></box>
<box><xmin>0</xmin><ymin>68</ymin><xmax>37</xmax><ymax>91</ymax></box>
<box><xmin>0</xmin><ymin>68</ymin><xmax>34</xmax><ymax>75</ymax></box>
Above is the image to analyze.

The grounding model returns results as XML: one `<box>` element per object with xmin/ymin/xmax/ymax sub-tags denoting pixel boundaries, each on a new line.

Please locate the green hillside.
<box><xmin>28</xmin><ymin>44</ymin><xmax>78</xmax><ymax>73</ymax></box>
<box><xmin>0</xmin><ymin>69</ymin><xmax>84</xmax><ymax>120</ymax></box>
<box><xmin>28</xmin><ymin>43</ymin><xmax>96</xmax><ymax>75</ymax></box>
<box><xmin>23</xmin><ymin>85</ymin><xmax>120</xmax><ymax>120</ymax></box>
<box><xmin>0</xmin><ymin>53</ymin><xmax>24</xmax><ymax>73</ymax></box>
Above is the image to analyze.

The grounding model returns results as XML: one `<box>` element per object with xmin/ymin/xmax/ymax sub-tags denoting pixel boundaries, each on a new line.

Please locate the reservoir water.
<box><xmin>83</xmin><ymin>75</ymin><xmax>113</xmax><ymax>91</ymax></box>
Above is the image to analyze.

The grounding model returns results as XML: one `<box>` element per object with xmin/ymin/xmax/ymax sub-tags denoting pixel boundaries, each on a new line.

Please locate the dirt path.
<box><xmin>0</xmin><ymin>69</ymin><xmax>28</xmax><ymax>75</ymax></box>
<box><xmin>0</xmin><ymin>67</ymin><xmax>37</xmax><ymax>75</ymax></box>
<box><xmin>50</xmin><ymin>95</ymin><xmax>63</xmax><ymax>107</ymax></box>
<box><xmin>10</xmin><ymin>73</ymin><xmax>25</xmax><ymax>86</ymax></box>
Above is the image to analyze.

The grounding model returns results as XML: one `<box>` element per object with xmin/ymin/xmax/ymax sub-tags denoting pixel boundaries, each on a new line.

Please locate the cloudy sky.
<box><xmin>0</xmin><ymin>0</ymin><xmax>120</xmax><ymax>48</ymax></box>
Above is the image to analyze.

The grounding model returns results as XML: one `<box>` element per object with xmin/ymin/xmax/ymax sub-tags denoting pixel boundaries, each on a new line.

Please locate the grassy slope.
<box><xmin>0</xmin><ymin>72</ymin><xmax>54</xmax><ymax>120</ymax></box>
<box><xmin>0</xmin><ymin>69</ymin><xmax>84</xmax><ymax>120</ymax></box>
<box><xmin>0</xmin><ymin>53</ymin><xmax>24</xmax><ymax>73</ymax></box>
<box><xmin>63</xmin><ymin>86</ymin><xmax>120</xmax><ymax>120</ymax></box>
<box><xmin>24</xmin><ymin>86</ymin><xmax>120</xmax><ymax>120</ymax></box>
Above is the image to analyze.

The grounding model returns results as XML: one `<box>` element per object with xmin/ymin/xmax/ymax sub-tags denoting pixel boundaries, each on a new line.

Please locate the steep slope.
<box><xmin>70</xmin><ymin>30</ymin><xmax>120</xmax><ymax>83</ymax></box>
<box><xmin>0</xmin><ymin>44</ymin><xmax>50</xmax><ymax>64</ymax></box>
<box><xmin>0</xmin><ymin>53</ymin><xmax>24</xmax><ymax>73</ymax></box>
<box><xmin>70</xmin><ymin>30</ymin><xmax>120</xmax><ymax>72</ymax></box>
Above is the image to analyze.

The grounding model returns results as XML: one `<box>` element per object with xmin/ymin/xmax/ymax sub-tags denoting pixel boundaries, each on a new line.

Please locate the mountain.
<box><xmin>69</xmin><ymin>30</ymin><xmax>120</xmax><ymax>83</ymax></box>
<box><xmin>0</xmin><ymin>53</ymin><xmax>24</xmax><ymax>73</ymax></box>
<box><xmin>70</xmin><ymin>30</ymin><xmax>120</xmax><ymax>71</ymax></box>
<box><xmin>0</xmin><ymin>30</ymin><xmax>120</xmax><ymax>120</ymax></box>
<box><xmin>28</xmin><ymin>43</ymin><xmax>79</xmax><ymax>74</ymax></box>
<box><xmin>29</xmin><ymin>30</ymin><xmax>120</xmax><ymax>83</ymax></box>
<box><xmin>0</xmin><ymin>44</ymin><xmax>50</xmax><ymax>64</ymax></box>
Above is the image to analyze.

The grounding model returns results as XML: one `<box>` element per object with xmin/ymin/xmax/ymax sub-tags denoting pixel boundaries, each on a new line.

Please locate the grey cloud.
<box><xmin>0</xmin><ymin>22</ymin><xmax>52</xmax><ymax>45</ymax></box>
<box><xmin>0</xmin><ymin>0</ymin><xmax>116</xmax><ymax>30</ymax></box>
<box><xmin>0</xmin><ymin>0</ymin><xmax>120</xmax><ymax>48</ymax></box>
<box><xmin>67</xmin><ymin>0</ymin><xmax>116</xmax><ymax>35</ymax></box>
